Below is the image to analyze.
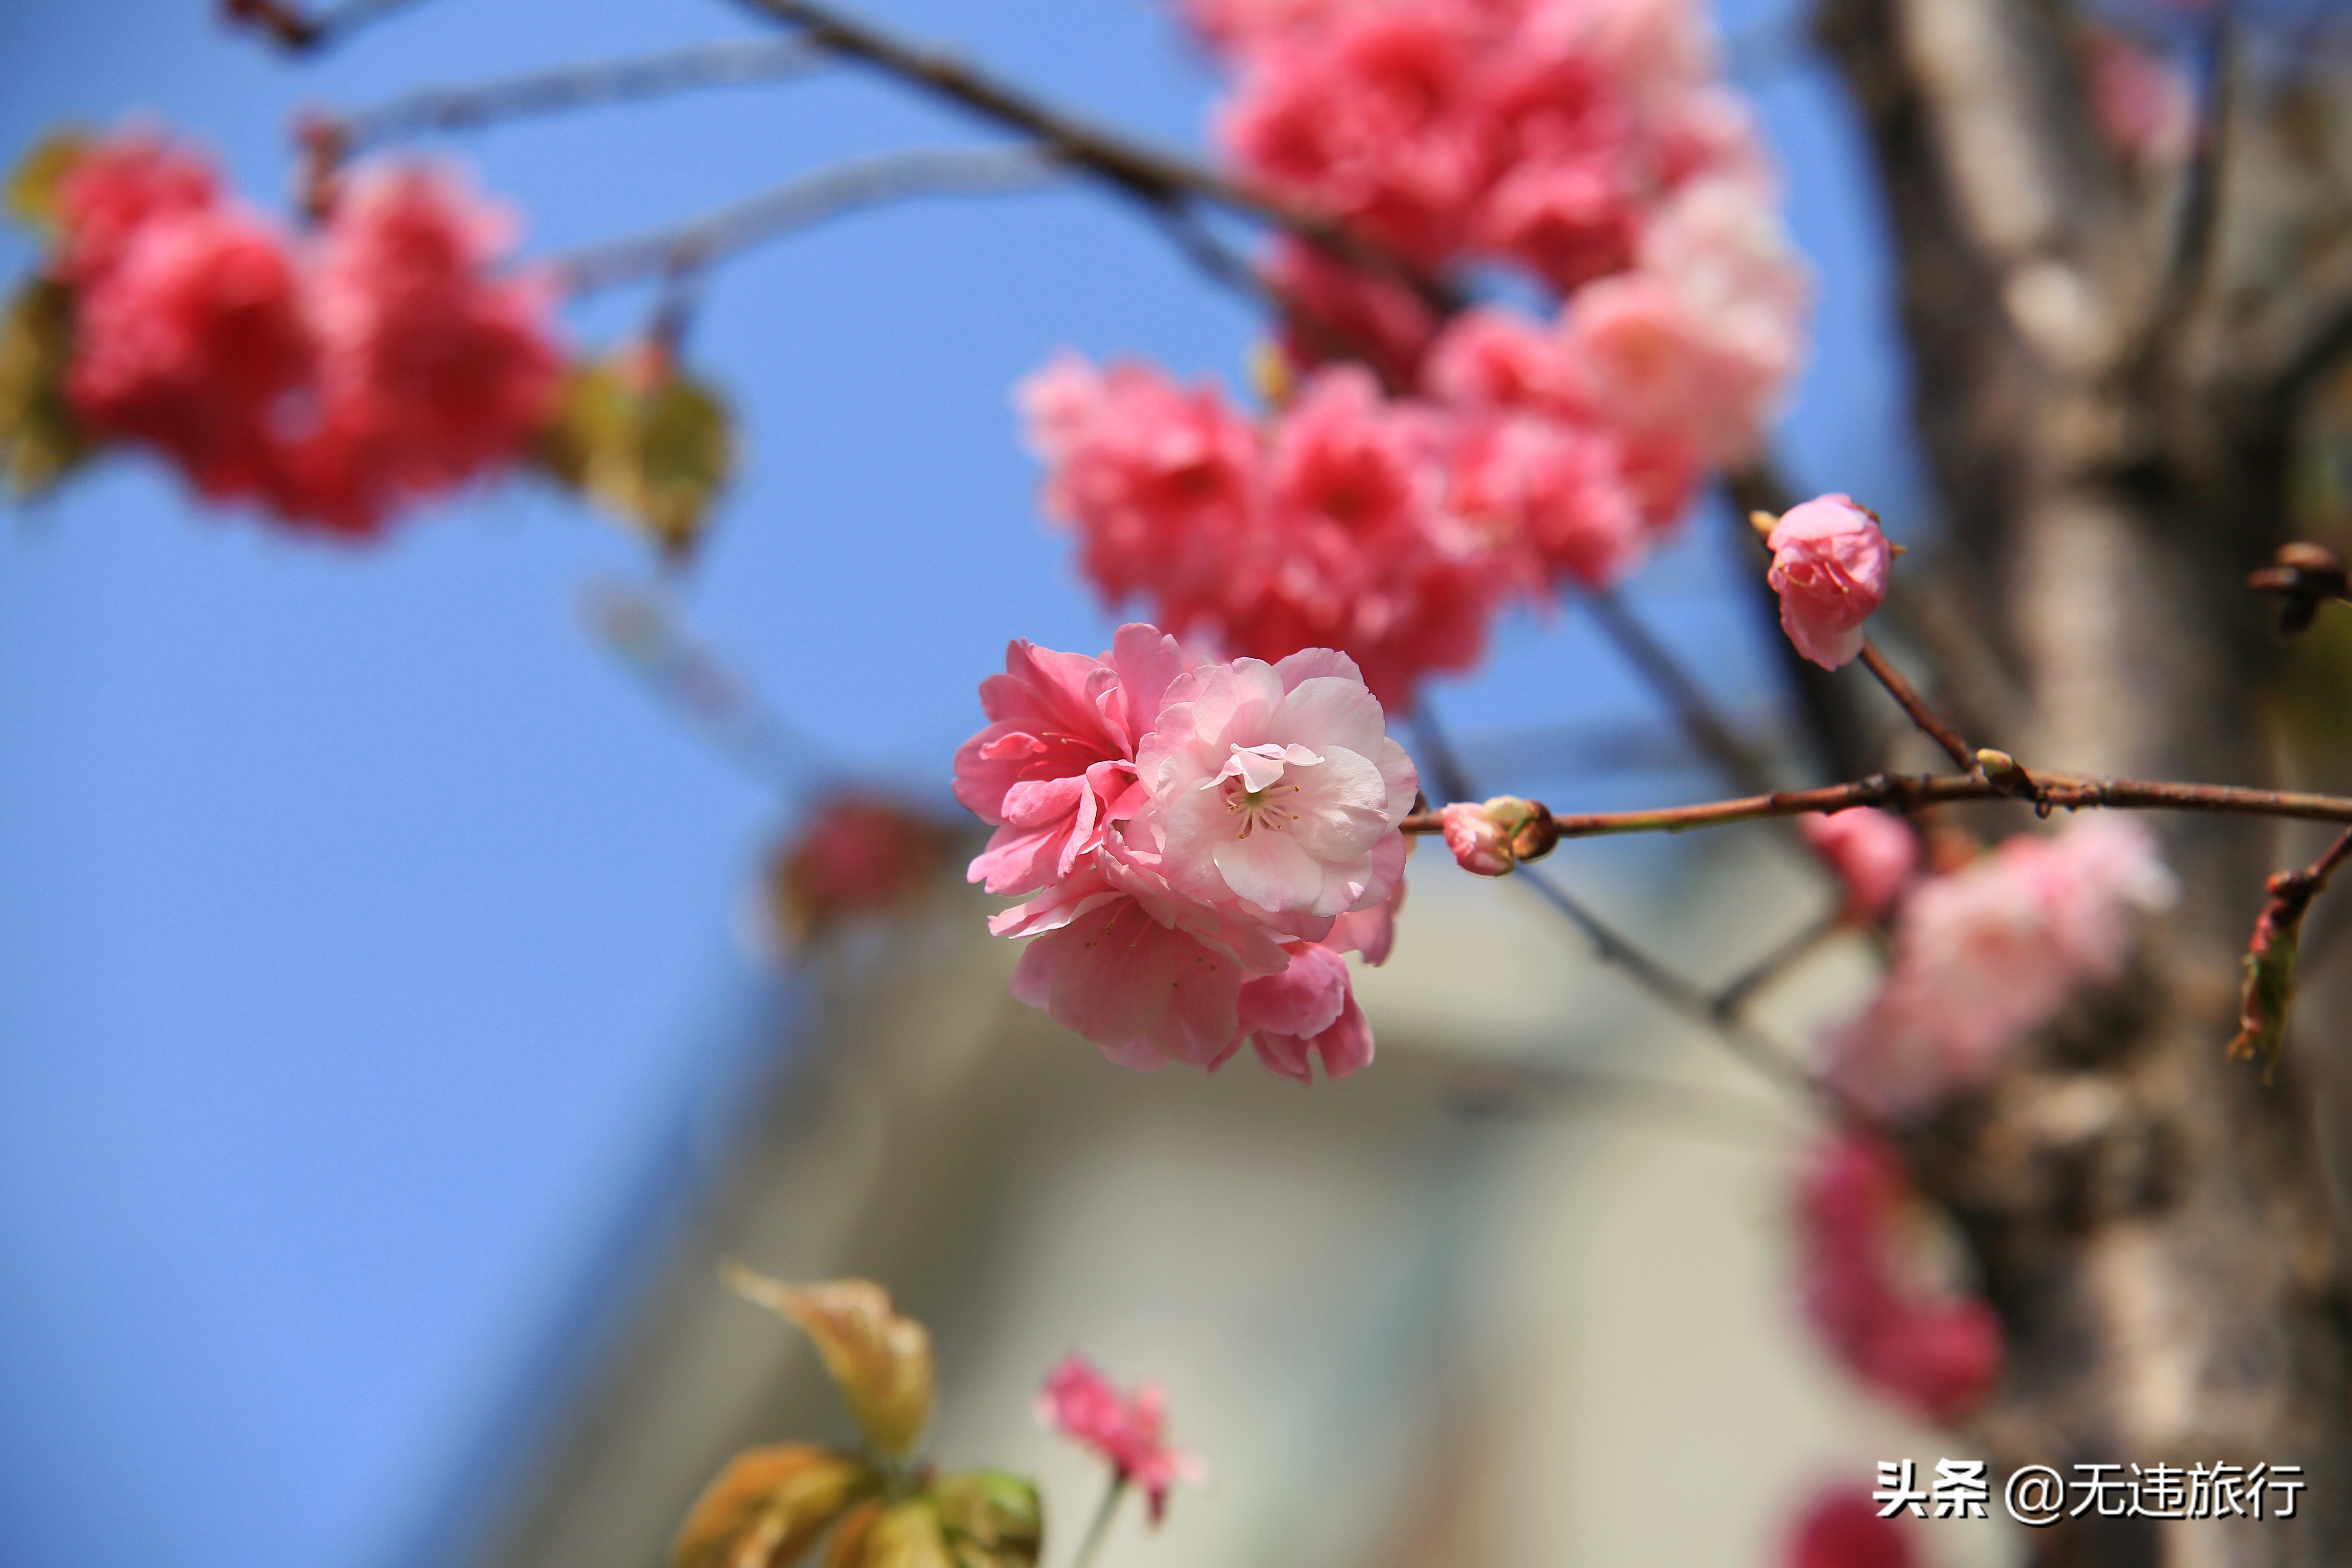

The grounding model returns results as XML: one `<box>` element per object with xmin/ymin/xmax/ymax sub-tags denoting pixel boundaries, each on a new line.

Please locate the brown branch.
<box><xmin>1582</xmin><ymin>586</ymin><xmax>1779</xmax><ymax>795</ymax></box>
<box><xmin>321</xmin><ymin>38</ymin><xmax>829</xmax><ymax>154</ymax></box>
<box><xmin>1708</xmin><ymin>906</ymin><xmax>1848</xmax><ymax>1021</ymax></box>
<box><xmin>1855</xmin><ymin>639</ymin><xmax>1974</xmax><ymax>770</ymax></box>
<box><xmin>1399</xmin><ymin>771</ymin><xmax>2352</xmax><ymax>840</ymax></box>
<box><xmin>221</xmin><ymin>0</ymin><xmax>437</xmax><ymax>52</ymax></box>
<box><xmin>546</xmin><ymin>146</ymin><xmax>1064</xmax><ymax>295</ymax></box>
<box><xmin>727</xmin><ymin>0</ymin><xmax>1453</xmax><ymax>310</ymax></box>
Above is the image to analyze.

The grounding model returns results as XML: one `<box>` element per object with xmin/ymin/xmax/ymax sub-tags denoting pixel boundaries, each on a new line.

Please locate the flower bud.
<box><xmin>1764</xmin><ymin>494</ymin><xmax>1892</xmax><ymax>670</ymax></box>
<box><xmin>1441</xmin><ymin>796</ymin><xmax>1549</xmax><ymax>876</ymax></box>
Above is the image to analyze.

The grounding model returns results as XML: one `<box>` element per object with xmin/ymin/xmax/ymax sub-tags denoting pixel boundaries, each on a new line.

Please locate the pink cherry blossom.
<box><xmin>1782</xmin><ymin>1487</ymin><xmax>1918</xmax><ymax>1568</ymax></box>
<box><xmin>66</xmin><ymin>205</ymin><xmax>314</xmax><ymax>506</ymax></box>
<box><xmin>1136</xmin><ymin>644</ymin><xmax>1419</xmax><ymax>921</ymax></box>
<box><xmin>1034</xmin><ymin>1354</ymin><xmax>1206</xmax><ymax>1526</ymax></box>
<box><xmin>1265</xmin><ymin>236</ymin><xmax>1439</xmax><ymax>390</ymax></box>
<box><xmin>1440</xmin><ymin>800</ymin><xmax>1515</xmax><ymax>876</ymax></box>
<box><xmin>1798</xmin><ymin>1129</ymin><xmax>2002</xmax><ymax>1424</ymax></box>
<box><xmin>1827</xmin><ymin>818</ymin><xmax>2176</xmax><ymax>1118</ymax></box>
<box><xmin>963</xmin><ymin>629</ymin><xmax>1413</xmax><ymax>1078</ymax></box>
<box><xmin>1447</xmin><ymin>410</ymin><xmax>1645</xmax><ymax>590</ymax></box>
<box><xmin>1764</xmin><ymin>493</ymin><xmax>1892</xmax><ymax>670</ymax></box>
<box><xmin>296</xmin><ymin>164</ymin><xmax>561</xmax><ymax>523</ymax></box>
<box><xmin>1421</xmin><ymin>306</ymin><xmax>1584</xmax><ymax>415</ymax></box>
<box><xmin>1018</xmin><ymin>354</ymin><xmax>1259</xmax><ymax>632</ymax></box>
<box><xmin>953</xmin><ymin>624</ymin><xmax>1185</xmax><ymax>896</ymax></box>
<box><xmin>1800</xmin><ymin>809</ymin><xmax>1918</xmax><ymax>921</ymax></box>
<box><xmin>1218</xmin><ymin>4</ymin><xmax>1497</xmax><ymax>267</ymax></box>
<box><xmin>51</xmin><ymin>130</ymin><xmax>220</xmax><ymax>290</ymax></box>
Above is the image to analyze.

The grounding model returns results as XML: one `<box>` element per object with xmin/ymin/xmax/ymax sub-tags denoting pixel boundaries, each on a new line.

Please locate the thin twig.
<box><xmin>221</xmin><ymin>0</ymin><xmax>439</xmax><ymax>52</ymax></box>
<box><xmin>1709</xmin><ymin>907</ymin><xmax>1847</xmax><ymax>1020</ymax></box>
<box><xmin>548</xmin><ymin>146</ymin><xmax>1065</xmax><ymax>295</ymax></box>
<box><xmin>1398</xmin><ymin>771</ymin><xmax>2352</xmax><ymax>840</ymax></box>
<box><xmin>1856</xmin><ymin>640</ymin><xmax>1975</xmax><ymax>770</ymax></box>
<box><xmin>1582</xmin><ymin>586</ymin><xmax>1779</xmax><ymax>795</ymax></box>
<box><xmin>324</xmin><ymin>39</ymin><xmax>829</xmax><ymax>154</ymax></box>
<box><xmin>727</xmin><ymin>0</ymin><xmax>1453</xmax><ymax>308</ymax></box>
<box><xmin>1446</xmin><ymin>1059</ymin><xmax>1797</xmax><ymax>1147</ymax></box>
<box><xmin>1515</xmin><ymin>866</ymin><xmax>1818</xmax><ymax>1093</ymax></box>
<box><xmin>1416</xmin><ymin>698</ymin><xmax>1819</xmax><ymax>1096</ymax></box>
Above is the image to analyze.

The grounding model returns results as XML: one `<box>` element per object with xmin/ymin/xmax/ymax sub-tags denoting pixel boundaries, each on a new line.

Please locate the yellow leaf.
<box><xmin>0</xmin><ymin>277</ymin><xmax>97</xmax><ymax>497</ymax></box>
<box><xmin>7</xmin><ymin>131</ymin><xmax>91</xmax><ymax>237</ymax></box>
<box><xmin>725</xmin><ymin>1265</ymin><xmax>935</xmax><ymax>1458</ymax></box>
<box><xmin>530</xmin><ymin>351</ymin><xmax>732</xmax><ymax>561</ymax></box>
<box><xmin>670</xmin><ymin>1444</ymin><xmax>880</xmax><ymax>1568</ymax></box>
<box><xmin>857</xmin><ymin>1501</ymin><xmax>955</xmax><ymax>1568</ymax></box>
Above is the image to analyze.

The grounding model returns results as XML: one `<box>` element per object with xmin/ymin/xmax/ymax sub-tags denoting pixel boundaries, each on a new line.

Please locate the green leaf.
<box><xmin>932</xmin><ymin>1472</ymin><xmax>1043</xmax><ymax>1568</ymax></box>
<box><xmin>2228</xmin><ymin>923</ymin><xmax>2302</xmax><ymax>1086</ymax></box>
<box><xmin>7</xmin><ymin>131</ymin><xmax>91</xmax><ymax>238</ymax></box>
<box><xmin>0</xmin><ymin>276</ymin><xmax>97</xmax><ymax>498</ymax></box>
<box><xmin>670</xmin><ymin>1444</ymin><xmax>882</xmax><ymax>1568</ymax></box>
<box><xmin>533</xmin><ymin>352</ymin><xmax>733</xmax><ymax>561</ymax></box>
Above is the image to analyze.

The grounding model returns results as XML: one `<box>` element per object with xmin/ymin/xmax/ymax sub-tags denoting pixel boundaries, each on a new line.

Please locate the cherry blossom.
<box><xmin>1033</xmin><ymin>1354</ymin><xmax>1206</xmax><ymax>1526</ymax></box>
<box><xmin>1798</xmin><ymin>1129</ymin><xmax>2002</xmax><ymax>1424</ymax></box>
<box><xmin>1827</xmin><ymin>818</ymin><xmax>2177</xmax><ymax>1118</ymax></box>
<box><xmin>960</xmin><ymin>628</ymin><xmax>1414</xmax><ymax>1081</ymax></box>
<box><xmin>1765</xmin><ymin>493</ymin><xmax>1893</xmax><ymax>670</ymax></box>
<box><xmin>1800</xmin><ymin>808</ymin><xmax>1918</xmax><ymax>921</ymax></box>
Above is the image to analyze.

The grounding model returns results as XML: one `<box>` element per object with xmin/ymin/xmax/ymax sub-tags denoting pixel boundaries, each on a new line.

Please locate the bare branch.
<box><xmin>1856</xmin><ymin>640</ymin><xmax>1975</xmax><ymax>770</ymax></box>
<box><xmin>1399</xmin><ymin>771</ymin><xmax>2352</xmax><ymax>842</ymax></box>
<box><xmin>547</xmin><ymin>146</ymin><xmax>1065</xmax><ymax>296</ymax></box>
<box><xmin>727</xmin><ymin>0</ymin><xmax>1454</xmax><ymax>309</ymax></box>
<box><xmin>325</xmin><ymin>39</ymin><xmax>830</xmax><ymax>154</ymax></box>
<box><xmin>221</xmin><ymin>0</ymin><xmax>440</xmax><ymax>53</ymax></box>
<box><xmin>1582</xmin><ymin>586</ymin><xmax>1780</xmax><ymax>795</ymax></box>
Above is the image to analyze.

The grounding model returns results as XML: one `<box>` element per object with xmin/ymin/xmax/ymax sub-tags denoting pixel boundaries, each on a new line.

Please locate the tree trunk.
<box><xmin>1817</xmin><ymin>2</ymin><xmax>2352</xmax><ymax>1561</ymax></box>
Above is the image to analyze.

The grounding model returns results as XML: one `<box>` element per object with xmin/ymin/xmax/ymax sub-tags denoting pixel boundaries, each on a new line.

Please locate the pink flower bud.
<box><xmin>1766</xmin><ymin>493</ymin><xmax>1892</xmax><ymax>670</ymax></box>
<box><xmin>1441</xmin><ymin>796</ymin><xmax>1544</xmax><ymax>877</ymax></box>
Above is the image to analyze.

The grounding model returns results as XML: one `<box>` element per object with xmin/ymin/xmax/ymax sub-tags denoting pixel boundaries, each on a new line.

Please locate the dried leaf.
<box><xmin>932</xmin><ymin>1472</ymin><xmax>1043</xmax><ymax>1568</ymax></box>
<box><xmin>533</xmin><ymin>351</ymin><xmax>732</xmax><ymax>561</ymax></box>
<box><xmin>725</xmin><ymin>1265</ymin><xmax>935</xmax><ymax>1457</ymax></box>
<box><xmin>0</xmin><ymin>277</ymin><xmax>96</xmax><ymax>497</ymax></box>
<box><xmin>671</xmin><ymin>1443</ymin><xmax>880</xmax><ymax>1568</ymax></box>
<box><xmin>7</xmin><ymin>131</ymin><xmax>90</xmax><ymax>237</ymax></box>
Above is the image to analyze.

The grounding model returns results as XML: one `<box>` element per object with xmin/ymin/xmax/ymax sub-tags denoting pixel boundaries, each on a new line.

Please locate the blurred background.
<box><xmin>0</xmin><ymin>0</ymin><xmax>2065</xmax><ymax>1563</ymax></box>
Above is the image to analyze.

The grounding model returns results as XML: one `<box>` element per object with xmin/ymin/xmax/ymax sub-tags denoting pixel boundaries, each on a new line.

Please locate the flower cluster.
<box><xmin>955</xmin><ymin>624</ymin><xmax>1416</xmax><ymax>1080</ymax></box>
<box><xmin>34</xmin><ymin>130</ymin><xmax>558</xmax><ymax>536</ymax></box>
<box><xmin>1034</xmin><ymin>1354</ymin><xmax>1207</xmax><ymax>1525</ymax></box>
<box><xmin>1797</xmin><ymin>1129</ymin><xmax>2002</xmax><ymax>1425</ymax></box>
<box><xmin>1022</xmin><ymin>0</ymin><xmax>1805</xmax><ymax>705</ymax></box>
<box><xmin>1827</xmin><ymin>817</ymin><xmax>2178</xmax><ymax>1119</ymax></box>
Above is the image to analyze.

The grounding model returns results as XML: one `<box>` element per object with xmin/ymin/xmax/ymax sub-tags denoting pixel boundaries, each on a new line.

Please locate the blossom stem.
<box><xmin>1399</xmin><ymin>773</ymin><xmax>2352</xmax><ymax>841</ymax></box>
<box><xmin>728</xmin><ymin>0</ymin><xmax>1453</xmax><ymax>308</ymax></box>
<box><xmin>321</xmin><ymin>38</ymin><xmax>830</xmax><ymax>154</ymax></box>
<box><xmin>549</xmin><ymin>147</ymin><xmax>1064</xmax><ymax>295</ymax></box>
<box><xmin>1855</xmin><ymin>640</ymin><xmax>1974</xmax><ymax>771</ymax></box>
<box><xmin>1069</xmin><ymin>1473</ymin><xmax>1129</xmax><ymax>1568</ymax></box>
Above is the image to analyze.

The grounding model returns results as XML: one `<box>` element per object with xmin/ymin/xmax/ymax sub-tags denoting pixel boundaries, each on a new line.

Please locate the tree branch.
<box><xmin>321</xmin><ymin>38</ymin><xmax>830</xmax><ymax>154</ymax></box>
<box><xmin>726</xmin><ymin>0</ymin><xmax>1453</xmax><ymax>308</ymax></box>
<box><xmin>221</xmin><ymin>0</ymin><xmax>439</xmax><ymax>53</ymax></box>
<box><xmin>1856</xmin><ymin>639</ymin><xmax>1975</xmax><ymax>770</ymax></box>
<box><xmin>1581</xmin><ymin>586</ymin><xmax>1780</xmax><ymax>795</ymax></box>
<box><xmin>546</xmin><ymin>146</ymin><xmax>1065</xmax><ymax>295</ymax></box>
<box><xmin>1398</xmin><ymin>771</ymin><xmax>2352</xmax><ymax>841</ymax></box>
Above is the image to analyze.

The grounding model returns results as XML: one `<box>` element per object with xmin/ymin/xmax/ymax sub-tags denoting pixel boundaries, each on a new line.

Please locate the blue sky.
<box><xmin>0</xmin><ymin>2</ymin><xmax>1920</xmax><ymax>1565</ymax></box>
